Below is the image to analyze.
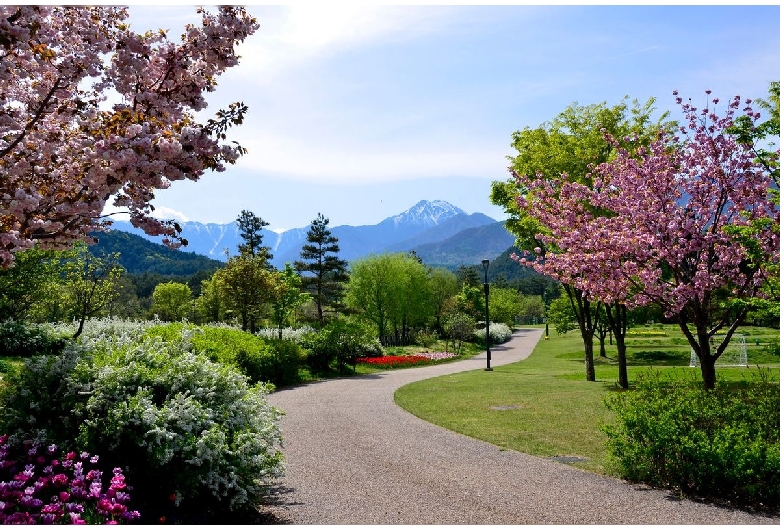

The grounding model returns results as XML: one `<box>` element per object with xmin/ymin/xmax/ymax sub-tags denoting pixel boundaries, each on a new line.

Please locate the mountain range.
<box><xmin>105</xmin><ymin>199</ymin><xmax>516</xmax><ymax>269</ymax></box>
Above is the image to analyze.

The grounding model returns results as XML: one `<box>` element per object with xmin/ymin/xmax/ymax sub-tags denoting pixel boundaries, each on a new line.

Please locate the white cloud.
<box><xmin>230</xmin><ymin>6</ymin><xmax>458</xmax><ymax>85</ymax></box>
<box><xmin>237</xmin><ymin>130</ymin><xmax>507</xmax><ymax>183</ymax></box>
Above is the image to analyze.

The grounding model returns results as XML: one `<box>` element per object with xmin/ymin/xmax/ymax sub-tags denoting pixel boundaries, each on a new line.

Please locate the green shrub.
<box><xmin>0</xmin><ymin>321</ymin><xmax>67</xmax><ymax>357</ymax></box>
<box><xmin>302</xmin><ymin>319</ymin><xmax>383</xmax><ymax>373</ymax></box>
<box><xmin>602</xmin><ymin>369</ymin><xmax>780</xmax><ymax>509</ymax></box>
<box><xmin>0</xmin><ymin>329</ymin><xmax>284</xmax><ymax>523</ymax></box>
<box><xmin>143</xmin><ymin>323</ymin><xmax>299</xmax><ymax>386</ymax></box>
<box><xmin>261</xmin><ymin>339</ymin><xmax>303</xmax><ymax>388</ymax></box>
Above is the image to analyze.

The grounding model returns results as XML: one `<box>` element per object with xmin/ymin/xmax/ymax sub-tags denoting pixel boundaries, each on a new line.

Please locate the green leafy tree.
<box><xmin>272</xmin><ymin>264</ymin><xmax>312</xmax><ymax>339</ymax></box>
<box><xmin>488</xmin><ymin>287</ymin><xmax>524</xmax><ymax>327</ymax></box>
<box><xmin>517</xmin><ymin>294</ymin><xmax>546</xmax><ymax>325</ymax></box>
<box><xmin>346</xmin><ymin>252</ymin><xmax>432</xmax><ymax>345</ymax></box>
<box><xmin>546</xmin><ymin>295</ymin><xmax>577</xmax><ymax>334</ymax></box>
<box><xmin>151</xmin><ymin>281</ymin><xmax>192</xmax><ymax>322</ymax></box>
<box><xmin>61</xmin><ymin>244</ymin><xmax>123</xmax><ymax>338</ymax></box>
<box><xmin>492</xmin><ymin>97</ymin><xmax>669</xmax><ymax>382</ymax></box>
<box><xmin>454</xmin><ymin>285</ymin><xmax>485</xmax><ymax>321</ymax></box>
<box><xmin>195</xmin><ymin>276</ymin><xmax>225</xmax><ymax>323</ymax></box>
<box><xmin>389</xmin><ymin>256</ymin><xmax>433</xmax><ymax>345</ymax></box>
<box><xmin>443</xmin><ymin>311</ymin><xmax>475</xmax><ymax>354</ymax></box>
<box><xmin>294</xmin><ymin>213</ymin><xmax>349</xmax><ymax>323</ymax></box>
<box><xmin>215</xmin><ymin>254</ymin><xmax>277</xmax><ymax>332</ymax></box>
<box><xmin>0</xmin><ymin>248</ymin><xmax>60</xmax><ymax>321</ymax></box>
<box><xmin>428</xmin><ymin>267</ymin><xmax>458</xmax><ymax>333</ymax></box>
<box><xmin>731</xmin><ymin>80</ymin><xmax>780</xmax><ymax>183</ymax></box>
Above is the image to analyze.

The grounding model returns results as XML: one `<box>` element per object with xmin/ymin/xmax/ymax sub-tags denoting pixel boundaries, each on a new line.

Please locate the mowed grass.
<box><xmin>394</xmin><ymin>324</ymin><xmax>780</xmax><ymax>475</ymax></box>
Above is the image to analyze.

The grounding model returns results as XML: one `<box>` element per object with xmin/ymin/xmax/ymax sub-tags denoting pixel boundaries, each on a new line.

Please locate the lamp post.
<box><xmin>482</xmin><ymin>259</ymin><xmax>492</xmax><ymax>371</ymax></box>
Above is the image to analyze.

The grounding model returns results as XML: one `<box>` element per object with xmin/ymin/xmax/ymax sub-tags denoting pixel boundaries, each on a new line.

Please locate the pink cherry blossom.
<box><xmin>0</xmin><ymin>6</ymin><xmax>258</xmax><ymax>267</ymax></box>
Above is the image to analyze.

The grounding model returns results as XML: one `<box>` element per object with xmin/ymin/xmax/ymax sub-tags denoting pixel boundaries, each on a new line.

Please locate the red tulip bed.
<box><xmin>356</xmin><ymin>351</ymin><xmax>456</xmax><ymax>369</ymax></box>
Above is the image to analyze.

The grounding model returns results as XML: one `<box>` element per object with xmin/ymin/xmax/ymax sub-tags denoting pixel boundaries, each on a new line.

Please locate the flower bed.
<box><xmin>0</xmin><ymin>435</ymin><xmax>140</xmax><ymax>524</ymax></box>
<box><xmin>356</xmin><ymin>352</ymin><xmax>456</xmax><ymax>368</ymax></box>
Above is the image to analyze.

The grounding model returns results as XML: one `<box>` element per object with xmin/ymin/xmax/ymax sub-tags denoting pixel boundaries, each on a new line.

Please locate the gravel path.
<box><xmin>261</xmin><ymin>328</ymin><xmax>778</xmax><ymax>524</ymax></box>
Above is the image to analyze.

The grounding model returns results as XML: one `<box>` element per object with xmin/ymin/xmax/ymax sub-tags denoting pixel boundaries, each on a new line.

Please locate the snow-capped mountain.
<box><xmin>108</xmin><ymin>200</ymin><xmax>498</xmax><ymax>268</ymax></box>
<box><xmin>385</xmin><ymin>199</ymin><xmax>465</xmax><ymax>228</ymax></box>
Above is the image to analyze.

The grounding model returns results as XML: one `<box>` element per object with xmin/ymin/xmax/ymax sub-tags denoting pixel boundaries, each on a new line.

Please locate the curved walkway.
<box><xmin>262</xmin><ymin>329</ymin><xmax>778</xmax><ymax>524</ymax></box>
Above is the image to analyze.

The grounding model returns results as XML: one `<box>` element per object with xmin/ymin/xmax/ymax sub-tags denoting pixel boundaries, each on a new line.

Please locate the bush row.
<box><xmin>602</xmin><ymin>369</ymin><xmax>780</xmax><ymax>510</ymax></box>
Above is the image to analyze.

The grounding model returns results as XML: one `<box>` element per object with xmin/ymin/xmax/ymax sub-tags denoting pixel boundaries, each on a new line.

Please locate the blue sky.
<box><xmin>121</xmin><ymin>5</ymin><xmax>780</xmax><ymax>232</ymax></box>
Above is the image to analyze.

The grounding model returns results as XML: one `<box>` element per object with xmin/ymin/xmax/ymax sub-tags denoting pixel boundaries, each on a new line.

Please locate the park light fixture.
<box><xmin>482</xmin><ymin>259</ymin><xmax>492</xmax><ymax>371</ymax></box>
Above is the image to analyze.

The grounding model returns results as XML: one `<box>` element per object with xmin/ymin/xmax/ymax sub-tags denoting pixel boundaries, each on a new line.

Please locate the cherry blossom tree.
<box><xmin>515</xmin><ymin>91</ymin><xmax>780</xmax><ymax>389</ymax></box>
<box><xmin>0</xmin><ymin>6</ymin><xmax>258</xmax><ymax>268</ymax></box>
<box><xmin>493</xmin><ymin>97</ymin><xmax>668</xmax><ymax>382</ymax></box>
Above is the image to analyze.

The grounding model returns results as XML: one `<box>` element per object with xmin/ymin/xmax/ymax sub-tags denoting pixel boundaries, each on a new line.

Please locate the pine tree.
<box><xmin>294</xmin><ymin>213</ymin><xmax>348</xmax><ymax>323</ymax></box>
<box><xmin>235</xmin><ymin>210</ymin><xmax>273</xmax><ymax>265</ymax></box>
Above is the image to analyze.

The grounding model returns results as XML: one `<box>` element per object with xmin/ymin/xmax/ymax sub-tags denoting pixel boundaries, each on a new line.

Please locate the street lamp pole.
<box><xmin>482</xmin><ymin>259</ymin><xmax>492</xmax><ymax>371</ymax></box>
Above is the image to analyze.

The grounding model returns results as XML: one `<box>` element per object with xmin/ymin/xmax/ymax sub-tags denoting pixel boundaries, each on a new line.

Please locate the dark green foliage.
<box><xmin>294</xmin><ymin>213</ymin><xmax>349</xmax><ymax>323</ymax></box>
<box><xmin>302</xmin><ymin>319</ymin><xmax>383</xmax><ymax>373</ymax></box>
<box><xmin>91</xmin><ymin>230</ymin><xmax>222</xmax><ymax>276</ymax></box>
<box><xmin>0</xmin><ymin>249</ymin><xmax>60</xmax><ymax>321</ymax></box>
<box><xmin>260</xmin><ymin>339</ymin><xmax>304</xmax><ymax>388</ymax></box>
<box><xmin>602</xmin><ymin>369</ymin><xmax>780</xmax><ymax>510</ymax></box>
<box><xmin>0</xmin><ymin>321</ymin><xmax>67</xmax><ymax>357</ymax></box>
<box><xmin>236</xmin><ymin>209</ymin><xmax>273</xmax><ymax>264</ymax></box>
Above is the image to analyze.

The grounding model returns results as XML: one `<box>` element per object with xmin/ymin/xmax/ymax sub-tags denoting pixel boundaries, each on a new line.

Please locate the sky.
<box><xmin>117</xmin><ymin>4</ymin><xmax>780</xmax><ymax>232</ymax></box>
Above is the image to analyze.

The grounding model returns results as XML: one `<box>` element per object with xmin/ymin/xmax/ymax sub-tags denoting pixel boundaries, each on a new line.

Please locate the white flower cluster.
<box><xmin>472</xmin><ymin>322</ymin><xmax>514</xmax><ymax>345</ymax></box>
<box><xmin>256</xmin><ymin>325</ymin><xmax>316</xmax><ymax>342</ymax></box>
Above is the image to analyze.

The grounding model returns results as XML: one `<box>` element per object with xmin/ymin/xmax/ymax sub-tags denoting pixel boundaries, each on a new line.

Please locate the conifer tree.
<box><xmin>294</xmin><ymin>213</ymin><xmax>348</xmax><ymax>323</ymax></box>
<box><xmin>236</xmin><ymin>210</ymin><xmax>273</xmax><ymax>265</ymax></box>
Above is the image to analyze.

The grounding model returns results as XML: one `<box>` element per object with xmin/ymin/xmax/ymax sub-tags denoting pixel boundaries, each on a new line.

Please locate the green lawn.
<box><xmin>394</xmin><ymin>324</ymin><xmax>780</xmax><ymax>475</ymax></box>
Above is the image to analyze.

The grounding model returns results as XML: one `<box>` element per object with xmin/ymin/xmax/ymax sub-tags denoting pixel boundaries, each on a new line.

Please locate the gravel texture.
<box><xmin>261</xmin><ymin>328</ymin><xmax>779</xmax><ymax>524</ymax></box>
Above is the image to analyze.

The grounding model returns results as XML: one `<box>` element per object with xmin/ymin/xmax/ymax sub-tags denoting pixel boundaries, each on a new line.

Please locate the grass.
<box><xmin>394</xmin><ymin>324</ymin><xmax>780</xmax><ymax>475</ymax></box>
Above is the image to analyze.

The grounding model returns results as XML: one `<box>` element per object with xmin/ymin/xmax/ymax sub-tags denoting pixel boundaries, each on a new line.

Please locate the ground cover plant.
<box><xmin>395</xmin><ymin>324</ymin><xmax>780</xmax><ymax>484</ymax></box>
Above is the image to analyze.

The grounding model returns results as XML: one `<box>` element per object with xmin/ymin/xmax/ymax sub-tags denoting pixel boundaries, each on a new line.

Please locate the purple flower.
<box><xmin>40</xmin><ymin>513</ymin><xmax>59</xmax><ymax>524</ymax></box>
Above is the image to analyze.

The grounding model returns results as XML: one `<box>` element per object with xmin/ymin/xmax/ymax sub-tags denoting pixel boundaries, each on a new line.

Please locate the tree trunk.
<box><xmin>584</xmin><ymin>338</ymin><xmax>596</xmax><ymax>381</ymax></box>
<box><xmin>73</xmin><ymin>316</ymin><xmax>86</xmax><ymax>339</ymax></box>
<box><xmin>606</xmin><ymin>304</ymin><xmax>629</xmax><ymax>389</ymax></box>
<box><xmin>564</xmin><ymin>284</ymin><xmax>599</xmax><ymax>382</ymax></box>
<box><xmin>699</xmin><ymin>355</ymin><xmax>717</xmax><ymax>390</ymax></box>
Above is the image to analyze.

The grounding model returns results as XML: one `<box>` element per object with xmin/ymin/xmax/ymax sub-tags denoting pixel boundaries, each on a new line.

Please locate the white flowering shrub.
<box><xmin>473</xmin><ymin>322</ymin><xmax>514</xmax><ymax>345</ymax></box>
<box><xmin>0</xmin><ymin>326</ymin><xmax>285</xmax><ymax>523</ymax></box>
<box><xmin>256</xmin><ymin>325</ymin><xmax>316</xmax><ymax>342</ymax></box>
